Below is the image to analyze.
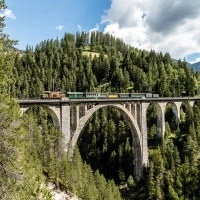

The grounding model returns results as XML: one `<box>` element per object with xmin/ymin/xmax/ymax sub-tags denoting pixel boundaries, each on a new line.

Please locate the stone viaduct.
<box><xmin>17</xmin><ymin>97</ymin><xmax>199</xmax><ymax>180</ymax></box>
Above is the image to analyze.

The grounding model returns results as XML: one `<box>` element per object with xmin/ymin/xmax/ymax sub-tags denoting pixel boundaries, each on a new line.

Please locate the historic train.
<box><xmin>41</xmin><ymin>91</ymin><xmax>66</xmax><ymax>99</ymax></box>
<box><xmin>41</xmin><ymin>91</ymin><xmax>159</xmax><ymax>99</ymax></box>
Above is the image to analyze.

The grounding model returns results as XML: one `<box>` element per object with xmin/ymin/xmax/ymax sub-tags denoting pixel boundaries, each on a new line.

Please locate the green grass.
<box><xmin>168</xmin><ymin>133</ymin><xmax>177</xmax><ymax>139</ymax></box>
<box><xmin>82</xmin><ymin>46</ymin><xmax>108</xmax><ymax>59</ymax></box>
<box><xmin>82</xmin><ymin>51</ymin><xmax>100</xmax><ymax>58</ymax></box>
<box><xmin>95</xmin><ymin>82</ymin><xmax>111</xmax><ymax>92</ymax></box>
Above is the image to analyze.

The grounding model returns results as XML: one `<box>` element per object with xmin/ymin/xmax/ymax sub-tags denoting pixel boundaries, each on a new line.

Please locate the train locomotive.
<box><xmin>41</xmin><ymin>91</ymin><xmax>66</xmax><ymax>99</ymax></box>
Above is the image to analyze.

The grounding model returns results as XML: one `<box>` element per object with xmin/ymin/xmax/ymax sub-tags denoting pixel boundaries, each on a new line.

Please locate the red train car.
<box><xmin>41</xmin><ymin>91</ymin><xmax>66</xmax><ymax>99</ymax></box>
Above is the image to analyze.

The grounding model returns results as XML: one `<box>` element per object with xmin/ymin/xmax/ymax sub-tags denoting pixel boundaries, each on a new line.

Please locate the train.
<box><xmin>41</xmin><ymin>91</ymin><xmax>159</xmax><ymax>99</ymax></box>
<box><xmin>41</xmin><ymin>91</ymin><xmax>66</xmax><ymax>99</ymax></box>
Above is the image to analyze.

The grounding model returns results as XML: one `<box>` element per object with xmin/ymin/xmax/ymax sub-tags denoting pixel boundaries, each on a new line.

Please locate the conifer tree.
<box><xmin>147</xmin><ymin>161</ymin><xmax>156</xmax><ymax>200</ymax></box>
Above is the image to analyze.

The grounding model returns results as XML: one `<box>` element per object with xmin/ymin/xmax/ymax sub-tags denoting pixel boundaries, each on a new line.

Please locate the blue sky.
<box><xmin>2</xmin><ymin>0</ymin><xmax>200</xmax><ymax>63</ymax></box>
<box><xmin>4</xmin><ymin>0</ymin><xmax>110</xmax><ymax>49</ymax></box>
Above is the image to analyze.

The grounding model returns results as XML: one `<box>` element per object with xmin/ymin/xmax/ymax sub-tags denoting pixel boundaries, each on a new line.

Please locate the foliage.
<box><xmin>2</xmin><ymin>0</ymin><xmax>200</xmax><ymax>198</ymax></box>
<box><xmin>7</xmin><ymin>29</ymin><xmax>199</xmax><ymax>97</ymax></box>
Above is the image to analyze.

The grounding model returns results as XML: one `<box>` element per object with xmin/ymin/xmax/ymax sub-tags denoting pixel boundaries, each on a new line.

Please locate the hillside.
<box><xmin>173</xmin><ymin>59</ymin><xmax>200</xmax><ymax>72</ymax></box>
<box><xmin>189</xmin><ymin>61</ymin><xmax>200</xmax><ymax>71</ymax></box>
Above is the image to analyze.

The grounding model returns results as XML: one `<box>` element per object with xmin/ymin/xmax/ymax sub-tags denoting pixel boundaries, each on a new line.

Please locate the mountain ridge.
<box><xmin>172</xmin><ymin>59</ymin><xmax>200</xmax><ymax>71</ymax></box>
<box><xmin>188</xmin><ymin>61</ymin><xmax>200</xmax><ymax>71</ymax></box>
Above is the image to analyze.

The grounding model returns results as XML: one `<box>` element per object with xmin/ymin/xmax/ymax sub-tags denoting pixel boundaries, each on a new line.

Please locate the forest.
<box><xmin>1</xmin><ymin>1</ymin><xmax>200</xmax><ymax>199</ymax></box>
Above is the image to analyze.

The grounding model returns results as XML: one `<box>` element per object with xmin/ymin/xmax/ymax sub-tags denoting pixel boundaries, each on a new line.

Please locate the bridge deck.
<box><xmin>16</xmin><ymin>97</ymin><xmax>200</xmax><ymax>104</ymax></box>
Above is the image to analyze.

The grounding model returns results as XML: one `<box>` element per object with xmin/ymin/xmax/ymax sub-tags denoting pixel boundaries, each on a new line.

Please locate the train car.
<box><xmin>107</xmin><ymin>93</ymin><xmax>118</xmax><ymax>99</ymax></box>
<box><xmin>130</xmin><ymin>93</ymin><xmax>146</xmax><ymax>98</ymax></box>
<box><xmin>67</xmin><ymin>92</ymin><xmax>84</xmax><ymax>99</ymax></box>
<box><xmin>152</xmin><ymin>94</ymin><xmax>159</xmax><ymax>98</ymax></box>
<box><xmin>118</xmin><ymin>93</ymin><xmax>130</xmax><ymax>98</ymax></box>
<box><xmin>84</xmin><ymin>92</ymin><xmax>107</xmax><ymax>99</ymax></box>
<box><xmin>41</xmin><ymin>91</ymin><xmax>66</xmax><ymax>99</ymax></box>
<box><xmin>145</xmin><ymin>93</ymin><xmax>153</xmax><ymax>98</ymax></box>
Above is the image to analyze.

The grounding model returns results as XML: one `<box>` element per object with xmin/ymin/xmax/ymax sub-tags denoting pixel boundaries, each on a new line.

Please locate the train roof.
<box><xmin>43</xmin><ymin>91</ymin><xmax>63</xmax><ymax>93</ymax></box>
<box><xmin>67</xmin><ymin>92</ymin><xmax>84</xmax><ymax>94</ymax></box>
<box><xmin>84</xmin><ymin>92</ymin><xmax>107</xmax><ymax>94</ymax></box>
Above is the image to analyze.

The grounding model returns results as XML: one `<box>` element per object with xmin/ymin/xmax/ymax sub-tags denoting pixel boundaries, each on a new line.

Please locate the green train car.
<box><xmin>118</xmin><ymin>93</ymin><xmax>129</xmax><ymax>98</ymax></box>
<box><xmin>130</xmin><ymin>93</ymin><xmax>146</xmax><ymax>98</ymax></box>
<box><xmin>118</xmin><ymin>93</ymin><xmax>146</xmax><ymax>98</ymax></box>
<box><xmin>67</xmin><ymin>92</ymin><xmax>84</xmax><ymax>99</ymax></box>
<box><xmin>84</xmin><ymin>92</ymin><xmax>107</xmax><ymax>99</ymax></box>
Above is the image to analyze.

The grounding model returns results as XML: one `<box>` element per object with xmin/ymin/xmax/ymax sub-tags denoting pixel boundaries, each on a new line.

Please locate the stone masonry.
<box><xmin>18</xmin><ymin>98</ymin><xmax>197</xmax><ymax>180</ymax></box>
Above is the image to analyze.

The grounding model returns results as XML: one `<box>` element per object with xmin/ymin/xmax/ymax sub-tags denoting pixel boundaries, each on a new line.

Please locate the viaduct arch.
<box><xmin>69</xmin><ymin>104</ymin><xmax>144</xmax><ymax>181</ymax></box>
<box><xmin>21</xmin><ymin>105</ymin><xmax>61</xmax><ymax>130</ymax></box>
<box><xmin>148</xmin><ymin>102</ymin><xmax>181</xmax><ymax>139</ymax></box>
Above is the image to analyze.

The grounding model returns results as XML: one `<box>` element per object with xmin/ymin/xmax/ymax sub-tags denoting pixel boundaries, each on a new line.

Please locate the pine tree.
<box><xmin>147</xmin><ymin>161</ymin><xmax>156</xmax><ymax>200</ymax></box>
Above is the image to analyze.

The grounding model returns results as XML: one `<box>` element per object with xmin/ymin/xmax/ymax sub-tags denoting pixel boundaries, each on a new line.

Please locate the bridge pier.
<box><xmin>61</xmin><ymin>104</ymin><xmax>71</xmax><ymax>152</ymax></box>
<box><xmin>140</xmin><ymin>102</ymin><xmax>149</xmax><ymax>167</ymax></box>
<box><xmin>157</xmin><ymin>102</ymin><xmax>167</xmax><ymax>139</ymax></box>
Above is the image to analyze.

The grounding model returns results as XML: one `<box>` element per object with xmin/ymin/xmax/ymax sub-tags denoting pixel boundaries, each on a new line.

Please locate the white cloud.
<box><xmin>0</xmin><ymin>9</ymin><xmax>16</xmax><ymax>19</ymax></box>
<box><xmin>101</xmin><ymin>0</ymin><xmax>200</xmax><ymax>60</ymax></box>
<box><xmin>89</xmin><ymin>24</ymin><xmax>99</xmax><ymax>33</ymax></box>
<box><xmin>77</xmin><ymin>25</ymin><xmax>81</xmax><ymax>32</ymax></box>
<box><xmin>190</xmin><ymin>57</ymin><xmax>200</xmax><ymax>64</ymax></box>
<box><xmin>56</xmin><ymin>25</ymin><xmax>64</xmax><ymax>31</ymax></box>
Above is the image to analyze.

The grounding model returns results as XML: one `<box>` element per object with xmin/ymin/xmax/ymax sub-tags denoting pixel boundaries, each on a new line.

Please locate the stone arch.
<box><xmin>164</xmin><ymin>102</ymin><xmax>181</xmax><ymax>135</ymax></box>
<box><xmin>169</xmin><ymin>102</ymin><xmax>180</xmax><ymax>120</ymax></box>
<box><xmin>193</xmin><ymin>100</ymin><xmax>200</xmax><ymax>109</ymax></box>
<box><xmin>147</xmin><ymin>102</ymin><xmax>166</xmax><ymax>139</ymax></box>
<box><xmin>165</xmin><ymin>101</ymin><xmax>181</xmax><ymax>124</ymax></box>
<box><xmin>179</xmin><ymin>100</ymin><xmax>195</xmax><ymax>123</ymax></box>
<box><xmin>69</xmin><ymin>103</ymin><xmax>143</xmax><ymax>180</ymax></box>
<box><xmin>20</xmin><ymin>105</ymin><xmax>61</xmax><ymax>130</ymax></box>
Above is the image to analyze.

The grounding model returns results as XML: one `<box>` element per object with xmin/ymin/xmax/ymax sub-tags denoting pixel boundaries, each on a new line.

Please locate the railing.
<box><xmin>16</xmin><ymin>96</ymin><xmax>200</xmax><ymax>104</ymax></box>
